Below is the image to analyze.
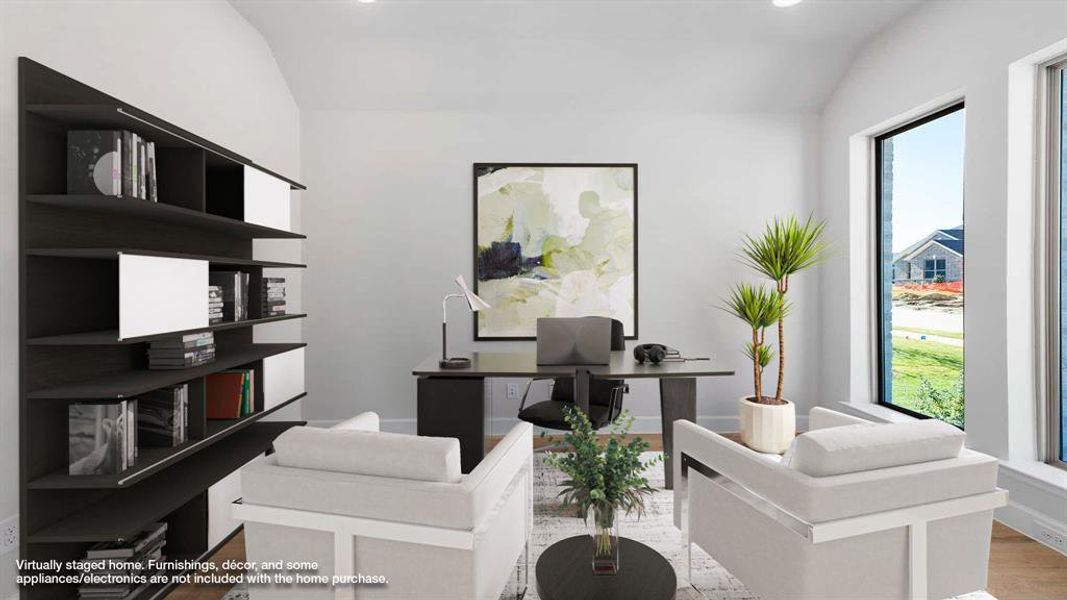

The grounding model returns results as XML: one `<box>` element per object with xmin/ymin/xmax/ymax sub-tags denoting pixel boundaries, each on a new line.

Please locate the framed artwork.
<box><xmin>473</xmin><ymin>163</ymin><xmax>638</xmax><ymax>340</ymax></box>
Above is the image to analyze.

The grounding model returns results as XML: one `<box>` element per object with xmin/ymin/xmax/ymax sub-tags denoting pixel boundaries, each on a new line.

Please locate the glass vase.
<box><xmin>587</xmin><ymin>504</ymin><xmax>619</xmax><ymax>575</ymax></box>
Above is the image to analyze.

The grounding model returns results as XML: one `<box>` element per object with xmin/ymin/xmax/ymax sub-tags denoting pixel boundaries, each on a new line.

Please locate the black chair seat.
<box><xmin>518</xmin><ymin>400</ymin><xmax>615</xmax><ymax>430</ymax></box>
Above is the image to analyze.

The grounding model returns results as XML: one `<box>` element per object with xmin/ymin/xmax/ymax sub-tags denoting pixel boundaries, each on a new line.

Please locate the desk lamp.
<box><xmin>440</xmin><ymin>275</ymin><xmax>490</xmax><ymax>369</ymax></box>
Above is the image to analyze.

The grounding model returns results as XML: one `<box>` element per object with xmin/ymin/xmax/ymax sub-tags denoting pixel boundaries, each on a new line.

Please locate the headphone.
<box><xmin>633</xmin><ymin>343</ymin><xmax>668</xmax><ymax>365</ymax></box>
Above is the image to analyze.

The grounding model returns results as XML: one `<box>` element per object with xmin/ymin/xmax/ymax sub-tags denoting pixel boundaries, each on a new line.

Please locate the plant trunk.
<box><xmin>775</xmin><ymin>278</ymin><xmax>788</xmax><ymax>404</ymax></box>
<box><xmin>751</xmin><ymin>328</ymin><xmax>762</xmax><ymax>401</ymax></box>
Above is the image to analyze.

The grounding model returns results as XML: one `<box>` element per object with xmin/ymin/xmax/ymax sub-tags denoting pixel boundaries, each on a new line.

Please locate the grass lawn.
<box><xmin>890</xmin><ymin>337</ymin><xmax>963</xmax><ymax>411</ymax></box>
<box><xmin>893</xmin><ymin>326</ymin><xmax>964</xmax><ymax>340</ymax></box>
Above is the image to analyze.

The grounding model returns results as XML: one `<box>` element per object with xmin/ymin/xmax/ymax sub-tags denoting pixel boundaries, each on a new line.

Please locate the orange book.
<box><xmin>206</xmin><ymin>372</ymin><xmax>245</xmax><ymax>419</ymax></box>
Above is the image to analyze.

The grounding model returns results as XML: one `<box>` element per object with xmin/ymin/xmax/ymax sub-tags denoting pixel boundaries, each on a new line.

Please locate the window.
<box><xmin>1049</xmin><ymin>59</ymin><xmax>1067</xmax><ymax>467</ymax></box>
<box><xmin>923</xmin><ymin>258</ymin><xmax>947</xmax><ymax>281</ymax></box>
<box><xmin>875</xmin><ymin>103</ymin><xmax>966</xmax><ymax>427</ymax></box>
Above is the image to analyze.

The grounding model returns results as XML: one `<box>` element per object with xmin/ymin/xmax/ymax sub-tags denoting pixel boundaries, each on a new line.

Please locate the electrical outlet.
<box><xmin>1035</xmin><ymin>520</ymin><xmax>1067</xmax><ymax>554</ymax></box>
<box><xmin>506</xmin><ymin>383</ymin><xmax>521</xmax><ymax>399</ymax></box>
<box><xmin>0</xmin><ymin>515</ymin><xmax>17</xmax><ymax>555</ymax></box>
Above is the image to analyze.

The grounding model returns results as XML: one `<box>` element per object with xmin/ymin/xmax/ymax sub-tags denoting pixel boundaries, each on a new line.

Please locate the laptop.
<box><xmin>536</xmin><ymin>317</ymin><xmax>612</xmax><ymax>365</ymax></box>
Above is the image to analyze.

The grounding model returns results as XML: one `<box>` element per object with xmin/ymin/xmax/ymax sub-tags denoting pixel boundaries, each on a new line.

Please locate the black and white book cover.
<box><xmin>66</xmin><ymin>131</ymin><xmax>121</xmax><ymax>196</ymax></box>
<box><xmin>68</xmin><ymin>402</ymin><xmax>128</xmax><ymax>475</ymax></box>
<box><xmin>122</xmin><ymin>131</ymin><xmax>134</xmax><ymax>197</ymax></box>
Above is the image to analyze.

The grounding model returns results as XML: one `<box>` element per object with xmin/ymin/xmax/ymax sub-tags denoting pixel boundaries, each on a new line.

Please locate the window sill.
<box><xmin>835</xmin><ymin>401</ymin><xmax>919</xmax><ymax>424</ymax></box>
<box><xmin>999</xmin><ymin>460</ymin><xmax>1067</xmax><ymax>495</ymax></box>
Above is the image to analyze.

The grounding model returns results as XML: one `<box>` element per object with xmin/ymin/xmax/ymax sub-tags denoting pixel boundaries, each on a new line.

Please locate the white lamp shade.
<box><xmin>455</xmin><ymin>275</ymin><xmax>491</xmax><ymax>312</ymax></box>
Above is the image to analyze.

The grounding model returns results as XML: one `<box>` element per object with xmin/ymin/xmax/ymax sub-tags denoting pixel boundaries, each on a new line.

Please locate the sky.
<box><xmin>887</xmin><ymin>108</ymin><xmax>965</xmax><ymax>252</ymax></box>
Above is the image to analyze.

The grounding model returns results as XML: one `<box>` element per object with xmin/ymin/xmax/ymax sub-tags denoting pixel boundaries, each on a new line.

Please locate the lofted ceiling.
<box><xmin>231</xmin><ymin>0</ymin><xmax>924</xmax><ymax>113</ymax></box>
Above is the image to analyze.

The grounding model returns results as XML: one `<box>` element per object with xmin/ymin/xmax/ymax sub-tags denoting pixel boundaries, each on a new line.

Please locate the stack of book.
<box><xmin>138</xmin><ymin>384</ymin><xmax>189</xmax><ymax>447</ymax></box>
<box><xmin>206</xmin><ymin>369</ymin><xmax>255</xmax><ymax>419</ymax></box>
<box><xmin>262</xmin><ymin>277</ymin><xmax>286</xmax><ymax>317</ymax></box>
<box><xmin>146</xmin><ymin>332</ymin><xmax>215</xmax><ymax>370</ymax></box>
<box><xmin>66</xmin><ymin>130</ymin><xmax>157</xmax><ymax>201</ymax></box>
<box><xmin>208</xmin><ymin>285</ymin><xmax>224</xmax><ymax>324</ymax></box>
<box><xmin>76</xmin><ymin>523</ymin><xmax>167</xmax><ymax>600</ymax></box>
<box><xmin>68</xmin><ymin>400</ymin><xmax>137</xmax><ymax>476</ymax></box>
<box><xmin>209</xmin><ymin>271</ymin><xmax>249</xmax><ymax>322</ymax></box>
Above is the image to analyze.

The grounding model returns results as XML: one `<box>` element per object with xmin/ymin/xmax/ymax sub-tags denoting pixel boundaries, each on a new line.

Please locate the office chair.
<box><xmin>517</xmin><ymin>318</ymin><xmax>628</xmax><ymax>431</ymax></box>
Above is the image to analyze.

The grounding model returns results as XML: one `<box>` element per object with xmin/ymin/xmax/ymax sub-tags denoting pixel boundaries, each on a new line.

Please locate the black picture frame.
<box><xmin>472</xmin><ymin>162</ymin><xmax>639</xmax><ymax>341</ymax></box>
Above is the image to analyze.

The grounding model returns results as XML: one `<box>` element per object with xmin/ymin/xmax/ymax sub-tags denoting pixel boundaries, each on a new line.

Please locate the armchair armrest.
<box><xmin>673</xmin><ymin>420</ymin><xmax>805</xmax><ymax>529</ymax></box>
<box><xmin>807</xmin><ymin>407</ymin><xmax>872</xmax><ymax>430</ymax></box>
<box><xmin>464</xmin><ymin>422</ymin><xmax>534</xmax><ymax>533</ymax></box>
<box><xmin>674</xmin><ymin>421</ymin><xmax>1002</xmax><ymax>527</ymax></box>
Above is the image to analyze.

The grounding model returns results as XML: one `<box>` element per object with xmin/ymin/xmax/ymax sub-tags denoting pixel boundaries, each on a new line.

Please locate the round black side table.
<box><xmin>535</xmin><ymin>536</ymin><xmax>677</xmax><ymax>600</ymax></box>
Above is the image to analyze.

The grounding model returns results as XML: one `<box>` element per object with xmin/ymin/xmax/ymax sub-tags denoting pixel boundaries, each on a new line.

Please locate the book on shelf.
<box><xmin>209</xmin><ymin>271</ymin><xmax>249</xmax><ymax>322</ymax></box>
<box><xmin>69</xmin><ymin>400</ymin><xmax>138</xmax><ymax>476</ymax></box>
<box><xmin>78</xmin><ymin>522</ymin><xmax>167</xmax><ymax>599</ymax></box>
<box><xmin>209</xmin><ymin>284</ymin><xmax>224</xmax><ymax>325</ymax></box>
<box><xmin>206</xmin><ymin>369</ymin><xmax>254</xmax><ymax>419</ymax></box>
<box><xmin>67</xmin><ymin>129</ymin><xmax>157</xmax><ymax>201</ymax></box>
<box><xmin>66</xmin><ymin>131</ymin><xmax>121</xmax><ymax>196</ymax></box>
<box><xmin>138</xmin><ymin>384</ymin><xmax>188</xmax><ymax>447</ymax></box>
<box><xmin>146</xmin><ymin>332</ymin><xmax>215</xmax><ymax>369</ymax></box>
<box><xmin>262</xmin><ymin>277</ymin><xmax>287</xmax><ymax>316</ymax></box>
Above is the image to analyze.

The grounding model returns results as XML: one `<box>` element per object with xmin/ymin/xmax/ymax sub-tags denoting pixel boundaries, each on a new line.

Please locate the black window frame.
<box><xmin>874</xmin><ymin>102</ymin><xmax>966</xmax><ymax>422</ymax></box>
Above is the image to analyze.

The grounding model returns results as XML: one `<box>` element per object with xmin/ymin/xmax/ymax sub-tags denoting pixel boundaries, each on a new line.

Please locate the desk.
<box><xmin>412</xmin><ymin>351</ymin><xmax>734</xmax><ymax>488</ymax></box>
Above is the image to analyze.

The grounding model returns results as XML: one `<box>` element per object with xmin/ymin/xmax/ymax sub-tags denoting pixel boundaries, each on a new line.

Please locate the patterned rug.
<box><xmin>223</xmin><ymin>452</ymin><xmax>997</xmax><ymax>600</ymax></box>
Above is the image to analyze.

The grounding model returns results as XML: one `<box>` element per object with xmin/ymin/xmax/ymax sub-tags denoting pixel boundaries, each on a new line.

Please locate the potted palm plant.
<box><xmin>726</xmin><ymin>215</ymin><xmax>828</xmax><ymax>453</ymax></box>
<box><xmin>545</xmin><ymin>407</ymin><xmax>661</xmax><ymax>576</ymax></box>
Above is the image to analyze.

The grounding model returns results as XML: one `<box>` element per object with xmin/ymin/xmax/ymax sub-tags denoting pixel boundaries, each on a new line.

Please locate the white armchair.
<box><xmin>673</xmin><ymin>407</ymin><xmax>1006</xmax><ymax>600</ymax></box>
<box><xmin>234</xmin><ymin>412</ymin><xmax>532</xmax><ymax>600</ymax></box>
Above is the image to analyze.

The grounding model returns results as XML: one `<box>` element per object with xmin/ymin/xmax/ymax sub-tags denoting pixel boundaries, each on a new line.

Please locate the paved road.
<box><xmin>892</xmin><ymin>306</ymin><xmax>963</xmax><ymax>331</ymax></box>
<box><xmin>891</xmin><ymin>306</ymin><xmax>963</xmax><ymax>347</ymax></box>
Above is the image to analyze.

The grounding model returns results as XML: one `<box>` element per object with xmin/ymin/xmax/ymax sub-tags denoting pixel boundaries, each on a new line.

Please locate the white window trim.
<box><xmin>1005</xmin><ymin>39</ymin><xmax>1067</xmax><ymax>467</ymax></box>
<box><xmin>843</xmin><ymin>92</ymin><xmax>965</xmax><ymax>416</ymax></box>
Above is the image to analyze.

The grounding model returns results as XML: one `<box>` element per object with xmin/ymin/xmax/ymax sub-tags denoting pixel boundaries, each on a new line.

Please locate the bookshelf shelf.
<box><xmin>28</xmin><ymin>342</ymin><xmax>306</xmax><ymax>399</ymax></box>
<box><xmin>27</xmin><ymin>392</ymin><xmax>306</xmax><ymax>489</ymax></box>
<box><xmin>24</xmin><ymin>103</ymin><xmax>305</xmax><ymax>190</ymax></box>
<box><xmin>27</xmin><ymin>422</ymin><xmax>301</xmax><ymax>543</ymax></box>
<box><xmin>27</xmin><ymin>247</ymin><xmax>307</xmax><ymax>269</ymax></box>
<box><xmin>27</xmin><ymin>313</ymin><xmax>308</xmax><ymax>346</ymax></box>
<box><xmin>19</xmin><ymin>58</ymin><xmax>309</xmax><ymax>599</ymax></box>
<box><xmin>28</xmin><ymin>194</ymin><xmax>306</xmax><ymax>239</ymax></box>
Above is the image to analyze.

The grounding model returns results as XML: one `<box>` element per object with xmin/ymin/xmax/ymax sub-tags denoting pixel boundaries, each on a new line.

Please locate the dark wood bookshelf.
<box><xmin>27</xmin><ymin>392</ymin><xmax>306</xmax><ymax>489</ymax></box>
<box><xmin>28</xmin><ymin>342</ymin><xmax>306</xmax><ymax>399</ymax></box>
<box><xmin>23</xmin><ymin>104</ymin><xmax>305</xmax><ymax>190</ymax></box>
<box><xmin>27</xmin><ymin>313</ymin><xmax>308</xmax><ymax>345</ymax></box>
<box><xmin>18</xmin><ymin>57</ymin><xmax>308</xmax><ymax>599</ymax></box>
<box><xmin>27</xmin><ymin>422</ymin><xmax>300</xmax><ymax>543</ymax></box>
<box><xmin>28</xmin><ymin>195</ymin><xmax>307</xmax><ymax>240</ymax></box>
<box><xmin>27</xmin><ymin>247</ymin><xmax>307</xmax><ymax>269</ymax></box>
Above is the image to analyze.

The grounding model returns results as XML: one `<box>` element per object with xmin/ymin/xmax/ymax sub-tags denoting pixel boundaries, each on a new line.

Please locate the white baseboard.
<box><xmin>995</xmin><ymin>463</ymin><xmax>1067</xmax><ymax>557</ymax></box>
<box><xmin>307</xmin><ymin>415</ymin><xmax>809</xmax><ymax>436</ymax></box>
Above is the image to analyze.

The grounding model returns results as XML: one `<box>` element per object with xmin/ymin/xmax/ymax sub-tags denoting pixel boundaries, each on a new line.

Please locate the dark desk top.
<box><xmin>412</xmin><ymin>351</ymin><xmax>734</xmax><ymax>379</ymax></box>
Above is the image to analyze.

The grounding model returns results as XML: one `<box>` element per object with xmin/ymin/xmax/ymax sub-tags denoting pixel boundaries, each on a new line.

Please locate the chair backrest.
<box><xmin>609</xmin><ymin>318</ymin><xmax>625</xmax><ymax>350</ymax></box>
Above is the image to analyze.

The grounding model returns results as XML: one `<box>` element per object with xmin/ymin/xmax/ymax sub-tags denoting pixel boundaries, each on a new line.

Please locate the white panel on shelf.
<box><xmin>208</xmin><ymin>455</ymin><xmax>260</xmax><ymax>548</ymax></box>
<box><xmin>263</xmin><ymin>347</ymin><xmax>305</xmax><ymax>409</ymax></box>
<box><xmin>119</xmin><ymin>254</ymin><xmax>208</xmax><ymax>339</ymax></box>
<box><xmin>244</xmin><ymin>165</ymin><xmax>291</xmax><ymax>231</ymax></box>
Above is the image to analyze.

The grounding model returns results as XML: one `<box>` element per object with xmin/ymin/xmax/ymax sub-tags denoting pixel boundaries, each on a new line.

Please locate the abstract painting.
<box><xmin>473</xmin><ymin>163</ymin><xmax>637</xmax><ymax>339</ymax></box>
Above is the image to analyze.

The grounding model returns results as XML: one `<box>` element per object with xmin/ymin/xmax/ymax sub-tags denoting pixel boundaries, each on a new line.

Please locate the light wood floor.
<box><xmin>166</xmin><ymin>434</ymin><xmax>1067</xmax><ymax>600</ymax></box>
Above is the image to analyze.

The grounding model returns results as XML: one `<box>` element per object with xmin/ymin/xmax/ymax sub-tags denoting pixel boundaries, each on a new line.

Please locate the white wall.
<box><xmin>302</xmin><ymin>111</ymin><xmax>822</xmax><ymax>433</ymax></box>
<box><xmin>817</xmin><ymin>0</ymin><xmax>1067</xmax><ymax>541</ymax></box>
<box><xmin>0</xmin><ymin>1</ymin><xmax>301</xmax><ymax>596</ymax></box>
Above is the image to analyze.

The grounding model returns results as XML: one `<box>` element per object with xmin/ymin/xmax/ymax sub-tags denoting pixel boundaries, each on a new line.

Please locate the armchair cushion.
<box><xmin>273</xmin><ymin>426</ymin><xmax>462</xmax><ymax>483</ymax></box>
<box><xmin>783</xmin><ymin>419</ymin><xmax>964</xmax><ymax>477</ymax></box>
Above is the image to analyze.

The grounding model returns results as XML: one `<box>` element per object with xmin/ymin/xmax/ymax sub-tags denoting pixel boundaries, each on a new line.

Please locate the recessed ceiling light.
<box><xmin>772</xmin><ymin>0</ymin><xmax>804</xmax><ymax>7</ymax></box>
<box><xmin>357</xmin><ymin>0</ymin><xmax>375</xmax><ymax>3</ymax></box>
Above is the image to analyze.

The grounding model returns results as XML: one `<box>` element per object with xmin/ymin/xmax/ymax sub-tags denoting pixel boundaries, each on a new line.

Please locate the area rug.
<box><xmin>222</xmin><ymin>452</ymin><xmax>997</xmax><ymax>600</ymax></box>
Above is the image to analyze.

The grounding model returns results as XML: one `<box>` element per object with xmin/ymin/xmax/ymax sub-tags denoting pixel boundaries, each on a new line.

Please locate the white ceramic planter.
<box><xmin>738</xmin><ymin>396</ymin><xmax>796</xmax><ymax>454</ymax></box>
